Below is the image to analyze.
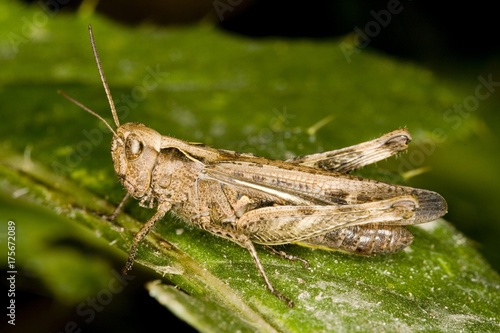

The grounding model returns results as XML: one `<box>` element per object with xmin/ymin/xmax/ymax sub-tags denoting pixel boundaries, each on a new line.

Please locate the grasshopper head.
<box><xmin>59</xmin><ymin>27</ymin><xmax>166</xmax><ymax>200</ymax></box>
<box><xmin>112</xmin><ymin>123</ymin><xmax>162</xmax><ymax>198</ymax></box>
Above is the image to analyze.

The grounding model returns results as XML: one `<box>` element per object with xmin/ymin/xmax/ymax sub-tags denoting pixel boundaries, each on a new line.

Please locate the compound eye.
<box><xmin>125</xmin><ymin>134</ymin><xmax>144</xmax><ymax>160</ymax></box>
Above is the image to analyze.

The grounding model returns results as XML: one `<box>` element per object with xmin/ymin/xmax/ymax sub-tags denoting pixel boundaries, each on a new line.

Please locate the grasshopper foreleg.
<box><xmin>104</xmin><ymin>193</ymin><xmax>130</xmax><ymax>221</ymax></box>
<box><xmin>123</xmin><ymin>203</ymin><xmax>171</xmax><ymax>275</ymax></box>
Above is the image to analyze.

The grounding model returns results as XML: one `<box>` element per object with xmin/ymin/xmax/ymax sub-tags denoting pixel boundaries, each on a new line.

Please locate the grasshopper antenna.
<box><xmin>58</xmin><ymin>90</ymin><xmax>119</xmax><ymax>138</ymax></box>
<box><xmin>88</xmin><ymin>24</ymin><xmax>121</xmax><ymax>128</ymax></box>
<box><xmin>58</xmin><ymin>25</ymin><xmax>122</xmax><ymax>140</ymax></box>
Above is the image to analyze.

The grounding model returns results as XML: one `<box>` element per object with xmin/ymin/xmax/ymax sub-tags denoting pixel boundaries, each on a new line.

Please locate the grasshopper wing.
<box><xmin>203</xmin><ymin>159</ymin><xmax>447</xmax><ymax>224</ymax></box>
<box><xmin>236</xmin><ymin>196</ymin><xmax>418</xmax><ymax>244</ymax></box>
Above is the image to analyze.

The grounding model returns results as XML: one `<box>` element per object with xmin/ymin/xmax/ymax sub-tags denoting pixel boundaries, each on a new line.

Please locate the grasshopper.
<box><xmin>61</xmin><ymin>25</ymin><xmax>447</xmax><ymax>307</ymax></box>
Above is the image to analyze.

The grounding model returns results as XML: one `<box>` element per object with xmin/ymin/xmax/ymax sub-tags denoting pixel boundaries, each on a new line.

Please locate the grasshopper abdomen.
<box><xmin>297</xmin><ymin>224</ymin><xmax>414</xmax><ymax>255</ymax></box>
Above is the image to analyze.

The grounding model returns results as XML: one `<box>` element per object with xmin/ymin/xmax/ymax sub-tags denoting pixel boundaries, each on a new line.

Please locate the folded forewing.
<box><xmin>237</xmin><ymin>196</ymin><xmax>418</xmax><ymax>244</ymax></box>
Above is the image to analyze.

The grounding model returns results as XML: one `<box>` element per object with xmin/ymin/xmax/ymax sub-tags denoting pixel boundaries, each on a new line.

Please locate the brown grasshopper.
<box><xmin>61</xmin><ymin>25</ymin><xmax>447</xmax><ymax>307</ymax></box>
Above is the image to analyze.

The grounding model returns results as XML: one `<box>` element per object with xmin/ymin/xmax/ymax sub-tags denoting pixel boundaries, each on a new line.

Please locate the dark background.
<box><xmin>31</xmin><ymin>0</ymin><xmax>500</xmax><ymax>67</ymax></box>
<box><xmin>25</xmin><ymin>0</ymin><xmax>500</xmax><ymax>65</ymax></box>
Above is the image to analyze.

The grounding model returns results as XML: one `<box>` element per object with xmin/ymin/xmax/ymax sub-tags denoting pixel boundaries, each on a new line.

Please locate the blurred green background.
<box><xmin>1</xmin><ymin>0</ymin><xmax>499</xmax><ymax>332</ymax></box>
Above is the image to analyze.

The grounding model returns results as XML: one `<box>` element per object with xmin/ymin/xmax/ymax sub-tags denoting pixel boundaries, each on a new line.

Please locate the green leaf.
<box><xmin>1</xmin><ymin>2</ymin><xmax>500</xmax><ymax>332</ymax></box>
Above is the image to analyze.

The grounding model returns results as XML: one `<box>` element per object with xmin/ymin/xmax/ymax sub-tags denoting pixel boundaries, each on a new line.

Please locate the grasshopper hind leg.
<box><xmin>297</xmin><ymin>224</ymin><xmax>414</xmax><ymax>255</ymax></box>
